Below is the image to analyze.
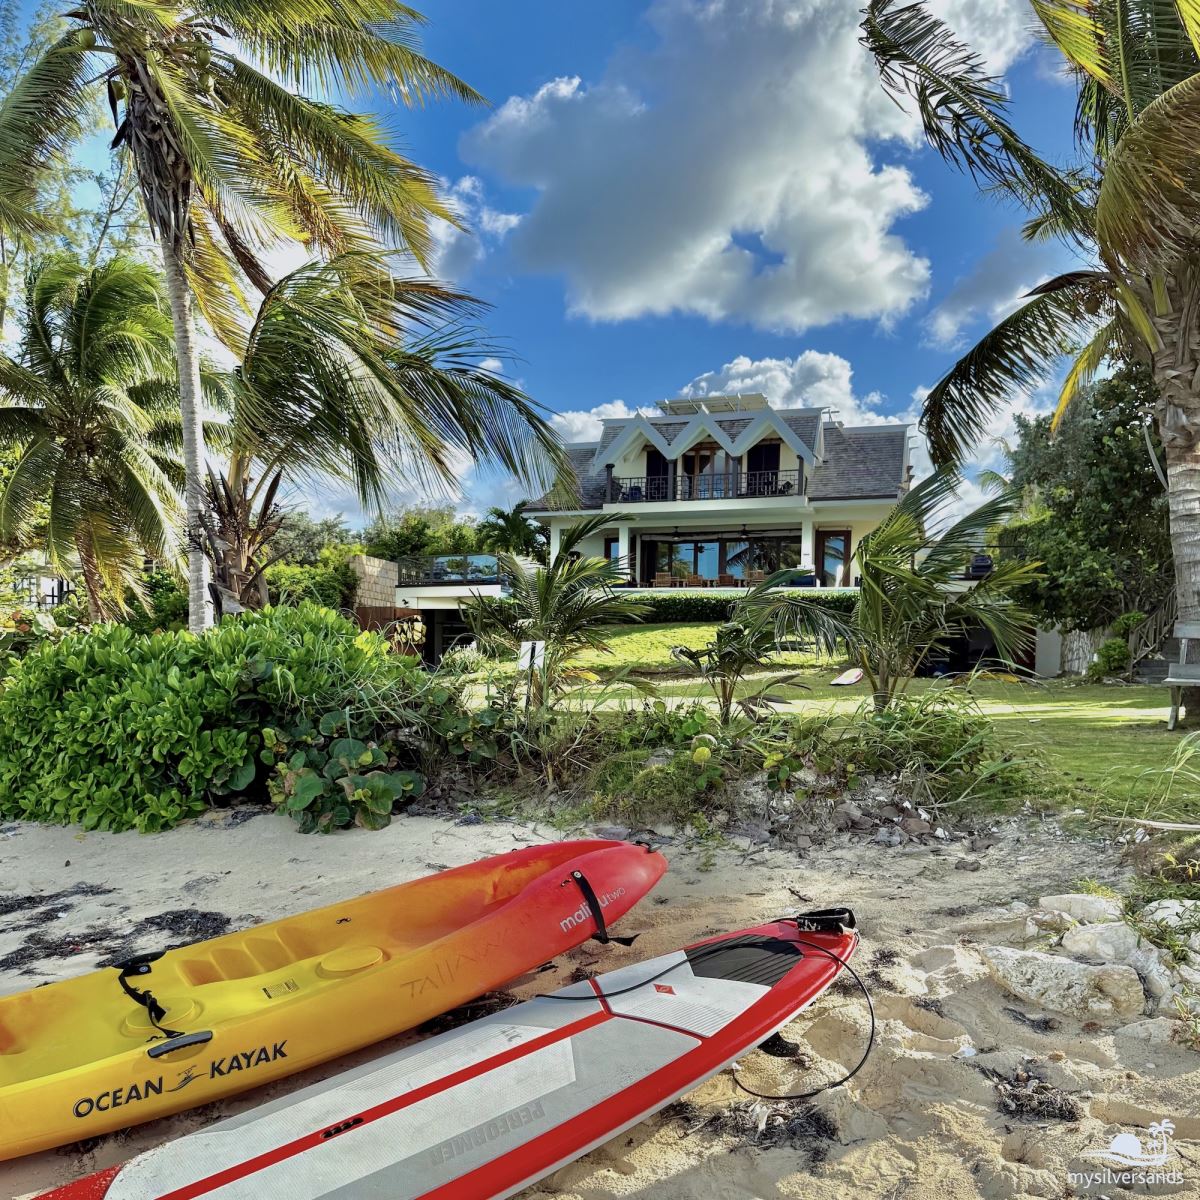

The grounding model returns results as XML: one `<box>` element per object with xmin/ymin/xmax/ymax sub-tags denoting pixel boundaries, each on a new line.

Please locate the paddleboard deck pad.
<box><xmin>41</xmin><ymin>912</ymin><xmax>858</xmax><ymax>1200</ymax></box>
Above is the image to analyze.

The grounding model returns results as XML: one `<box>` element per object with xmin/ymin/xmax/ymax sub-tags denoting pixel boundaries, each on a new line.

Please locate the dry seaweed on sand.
<box><xmin>417</xmin><ymin>991</ymin><xmax>520</xmax><ymax>1036</ymax></box>
<box><xmin>1002</xmin><ymin>1006</ymin><xmax>1063</xmax><ymax>1034</ymax></box>
<box><xmin>666</xmin><ymin>1098</ymin><xmax>838</xmax><ymax>1158</ymax></box>
<box><xmin>984</xmin><ymin>1065</ymin><xmax>1082</xmax><ymax>1121</ymax></box>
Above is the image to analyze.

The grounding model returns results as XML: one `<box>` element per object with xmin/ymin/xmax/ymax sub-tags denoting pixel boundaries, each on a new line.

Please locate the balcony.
<box><xmin>607</xmin><ymin>468</ymin><xmax>804</xmax><ymax>504</ymax></box>
<box><xmin>396</xmin><ymin>554</ymin><xmax>502</xmax><ymax>586</ymax></box>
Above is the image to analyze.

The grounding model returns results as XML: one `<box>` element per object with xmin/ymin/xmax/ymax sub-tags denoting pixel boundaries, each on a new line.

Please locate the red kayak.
<box><xmin>38</xmin><ymin>910</ymin><xmax>861</xmax><ymax>1200</ymax></box>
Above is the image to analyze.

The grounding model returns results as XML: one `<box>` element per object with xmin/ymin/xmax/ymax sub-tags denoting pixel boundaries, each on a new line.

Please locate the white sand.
<box><xmin>2</xmin><ymin>809</ymin><xmax>1198</xmax><ymax>1199</ymax></box>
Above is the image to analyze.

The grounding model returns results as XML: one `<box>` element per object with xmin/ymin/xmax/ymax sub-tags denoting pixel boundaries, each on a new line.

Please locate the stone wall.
<box><xmin>349</xmin><ymin>554</ymin><xmax>396</xmax><ymax>608</ymax></box>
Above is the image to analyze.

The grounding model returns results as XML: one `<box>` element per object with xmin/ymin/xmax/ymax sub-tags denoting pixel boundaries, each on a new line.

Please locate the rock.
<box><xmin>592</xmin><ymin>824</ymin><xmax>631</xmax><ymax>841</ymax></box>
<box><xmin>1139</xmin><ymin>898</ymin><xmax>1200</xmax><ymax>927</ymax></box>
<box><xmin>900</xmin><ymin>817</ymin><xmax>932</xmax><ymax>836</ymax></box>
<box><xmin>873</xmin><ymin>825</ymin><xmax>902</xmax><ymax>847</ymax></box>
<box><xmin>793</xmin><ymin>834</ymin><xmax>813</xmax><ymax>850</ymax></box>
<box><xmin>1179</xmin><ymin>963</ymin><xmax>1200</xmax><ymax>987</ymax></box>
<box><xmin>1061</xmin><ymin>922</ymin><xmax>1142</xmax><ymax>962</ymax></box>
<box><xmin>832</xmin><ymin>801</ymin><xmax>864</xmax><ymax>831</ymax></box>
<box><xmin>954</xmin><ymin>858</ymin><xmax>981</xmax><ymax>872</ymax></box>
<box><xmin>1024</xmin><ymin>909</ymin><xmax>1077</xmax><ymax>940</ymax></box>
<box><xmin>1117</xmin><ymin>1017</ymin><xmax>1181</xmax><ymax>1045</ymax></box>
<box><xmin>980</xmin><ymin>945</ymin><xmax>1146</xmax><ymax>1021</ymax></box>
<box><xmin>1038</xmin><ymin>893</ymin><xmax>1123</xmax><ymax>924</ymax></box>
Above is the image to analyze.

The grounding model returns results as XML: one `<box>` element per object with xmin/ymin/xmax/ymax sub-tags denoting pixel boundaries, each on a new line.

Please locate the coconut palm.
<box><xmin>0</xmin><ymin>1</ymin><xmax>480</xmax><ymax>632</ymax></box>
<box><xmin>0</xmin><ymin>255</ymin><xmax>186</xmax><ymax>619</ymax></box>
<box><xmin>478</xmin><ymin>500</ymin><xmax>546</xmax><ymax>560</ymax></box>
<box><xmin>860</xmin><ymin>0</ymin><xmax>1200</xmax><ymax>652</ymax></box>
<box><xmin>462</xmin><ymin>513</ymin><xmax>650</xmax><ymax>705</ymax></box>
<box><xmin>209</xmin><ymin>252</ymin><xmax>566</xmax><ymax>609</ymax></box>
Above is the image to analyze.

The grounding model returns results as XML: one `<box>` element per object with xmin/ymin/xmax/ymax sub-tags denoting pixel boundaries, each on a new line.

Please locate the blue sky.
<box><xmin>14</xmin><ymin>0</ymin><xmax>1084</xmax><ymax>521</ymax></box>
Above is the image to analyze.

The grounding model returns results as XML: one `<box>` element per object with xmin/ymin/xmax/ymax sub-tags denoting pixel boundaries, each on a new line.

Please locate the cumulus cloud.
<box><xmin>460</xmin><ymin>0</ymin><xmax>939</xmax><ymax>333</ymax></box>
<box><xmin>924</xmin><ymin>228</ymin><xmax>1070</xmax><ymax>350</ymax></box>
<box><xmin>550</xmin><ymin>399</ymin><xmax>644</xmax><ymax>443</ymax></box>
<box><xmin>925</xmin><ymin>0</ymin><xmax>1034</xmax><ymax>72</ymax></box>
<box><xmin>429</xmin><ymin>175</ymin><xmax>522</xmax><ymax>282</ymax></box>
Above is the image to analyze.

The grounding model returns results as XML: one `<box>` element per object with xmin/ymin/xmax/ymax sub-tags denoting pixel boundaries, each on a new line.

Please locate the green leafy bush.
<box><xmin>1087</xmin><ymin>637</ymin><xmax>1131</xmax><ymax>680</ymax></box>
<box><xmin>122</xmin><ymin>570</ymin><xmax>188</xmax><ymax>635</ymax></box>
<box><xmin>622</xmin><ymin>589</ymin><xmax>858</xmax><ymax>623</ymax></box>
<box><xmin>1111</xmin><ymin>610</ymin><xmax>1148</xmax><ymax>639</ymax></box>
<box><xmin>0</xmin><ymin>604</ymin><xmax>428</xmax><ymax>832</ymax></box>
<box><xmin>261</xmin><ymin>711</ymin><xmax>425</xmax><ymax>833</ymax></box>
<box><xmin>264</xmin><ymin>552</ymin><xmax>357</xmax><ymax>609</ymax></box>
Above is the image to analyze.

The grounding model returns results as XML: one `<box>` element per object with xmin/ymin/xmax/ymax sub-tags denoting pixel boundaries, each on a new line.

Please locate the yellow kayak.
<box><xmin>0</xmin><ymin>839</ymin><xmax>667</xmax><ymax>1159</ymax></box>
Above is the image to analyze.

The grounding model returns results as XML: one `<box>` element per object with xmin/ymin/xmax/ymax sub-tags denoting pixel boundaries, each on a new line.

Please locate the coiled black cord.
<box><xmin>730</xmin><ymin>932</ymin><xmax>875</xmax><ymax>1101</ymax></box>
<box><xmin>535</xmin><ymin>924</ymin><xmax>875</xmax><ymax>1102</ymax></box>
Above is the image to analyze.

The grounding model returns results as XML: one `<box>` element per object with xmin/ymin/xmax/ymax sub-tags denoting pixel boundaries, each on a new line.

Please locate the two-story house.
<box><xmin>526</xmin><ymin>392</ymin><xmax>912</xmax><ymax>588</ymax></box>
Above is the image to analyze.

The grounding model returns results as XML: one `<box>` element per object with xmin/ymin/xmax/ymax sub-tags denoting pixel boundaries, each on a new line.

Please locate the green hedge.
<box><xmin>264</xmin><ymin>558</ymin><xmax>357</xmax><ymax>609</ymax></box>
<box><xmin>617</xmin><ymin>589</ymin><xmax>859</xmax><ymax>623</ymax></box>
<box><xmin>0</xmin><ymin>604</ymin><xmax>424</xmax><ymax>833</ymax></box>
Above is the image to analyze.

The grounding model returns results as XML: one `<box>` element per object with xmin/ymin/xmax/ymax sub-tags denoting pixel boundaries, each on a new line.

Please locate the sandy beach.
<box><xmin>2</xmin><ymin>808</ymin><xmax>1198</xmax><ymax>1200</ymax></box>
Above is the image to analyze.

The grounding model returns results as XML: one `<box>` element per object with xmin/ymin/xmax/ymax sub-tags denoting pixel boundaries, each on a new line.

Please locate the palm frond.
<box><xmin>1096</xmin><ymin>69</ymin><xmax>1200</xmax><ymax>270</ymax></box>
<box><xmin>862</xmin><ymin>0</ymin><xmax>1091</xmax><ymax>243</ymax></box>
<box><xmin>1052</xmin><ymin>316</ymin><xmax>1123</xmax><ymax>429</ymax></box>
<box><xmin>921</xmin><ymin>286</ymin><xmax>1095</xmax><ymax>466</ymax></box>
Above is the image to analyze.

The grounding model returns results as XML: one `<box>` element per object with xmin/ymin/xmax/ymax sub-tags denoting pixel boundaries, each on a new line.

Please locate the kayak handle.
<box><xmin>147</xmin><ymin>1030</ymin><xmax>214</xmax><ymax>1059</ymax></box>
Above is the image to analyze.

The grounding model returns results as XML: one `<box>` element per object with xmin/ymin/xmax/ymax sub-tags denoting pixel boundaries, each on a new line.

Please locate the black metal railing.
<box><xmin>608</xmin><ymin>468</ymin><xmax>804</xmax><ymax>503</ymax></box>
<box><xmin>396</xmin><ymin>554</ymin><xmax>502</xmax><ymax>586</ymax></box>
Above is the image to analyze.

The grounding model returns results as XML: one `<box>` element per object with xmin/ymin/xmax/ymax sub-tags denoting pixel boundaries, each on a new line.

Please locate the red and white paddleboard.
<box><xmin>41</xmin><ymin>915</ymin><xmax>859</xmax><ymax>1200</ymax></box>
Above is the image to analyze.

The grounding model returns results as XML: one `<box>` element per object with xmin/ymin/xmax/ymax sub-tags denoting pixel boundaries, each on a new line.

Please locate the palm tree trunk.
<box><xmin>162</xmin><ymin>245</ymin><xmax>211</xmax><ymax>634</ymax></box>
<box><xmin>76</xmin><ymin>529</ymin><xmax>107</xmax><ymax>624</ymax></box>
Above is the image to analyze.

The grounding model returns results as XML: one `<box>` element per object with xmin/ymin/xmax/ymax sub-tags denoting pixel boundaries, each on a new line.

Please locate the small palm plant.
<box><xmin>478</xmin><ymin>501</ymin><xmax>546</xmax><ymax>560</ymax></box>
<box><xmin>462</xmin><ymin>513</ymin><xmax>649</xmax><ymax>706</ymax></box>
<box><xmin>0</xmin><ymin>255</ymin><xmax>205</xmax><ymax>619</ymax></box>
<box><xmin>670</xmin><ymin>620</ymin><xmax>809</xmax><ymax>726</ymax></box>
<box><xmin>746</xmin><ymin>471</ymin><xmax>1040</xmax><ymax>711</ymax></box>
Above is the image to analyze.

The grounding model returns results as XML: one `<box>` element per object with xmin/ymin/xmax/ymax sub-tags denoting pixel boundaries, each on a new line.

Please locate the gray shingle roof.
<box><xmin>780</xmin><ymin>411</ymin><xmax>822</xmax><ymax>452</ymax></box>
<box><xmin>808</xmin><ymin>424</ymin><xmax>908</xmax><ymax>500</ymax></box>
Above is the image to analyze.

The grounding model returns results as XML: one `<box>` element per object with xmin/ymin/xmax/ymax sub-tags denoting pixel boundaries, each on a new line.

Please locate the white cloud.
<box><xmin>925</xmin><ymin>0</ymin><xmax>1034</xmax><ymax>72</ymax></box>
<box><xmin>461</xmin><ymin>0</ymin><xmax>935</xmax><ymax>333</ymax></box>
<box><xmin>925</xmin><ymin>228</ymin><xmax>1069</xmax><ymax>350</ymax></box>
<box><xmin>550</xmin><ymin>399</ymin><xmax>642</xmax><ymax>443</ymax></box>
<box><xmin>429</xmin><ymin>175</ymin><xmax>522</xmax><ymax>282</ymax></box>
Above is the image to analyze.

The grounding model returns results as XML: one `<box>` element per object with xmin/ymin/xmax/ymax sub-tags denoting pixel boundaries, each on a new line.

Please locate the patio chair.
<box><xmin>653</xmin><ymin>572</ymin><xmax>672</xmax><ymax>588</ymax></box>
<box><xmin>685</xmin><ymin>575</ymin><xmax>705</xmax><ymax>589</ymax></box>
<box><xmin>747</xmin><ymin>569</ymin><xmax>766</xmax><ymax>585</ymax></box>
<box><xmin>1166</xmin><ymin>622</ymin><xmax>1200</xmax><ymax>730</ymax></box>
<box><xmin>718</xmin><ymin>574</ymin><xmax>736</xmax><ymax>587</ymax></box>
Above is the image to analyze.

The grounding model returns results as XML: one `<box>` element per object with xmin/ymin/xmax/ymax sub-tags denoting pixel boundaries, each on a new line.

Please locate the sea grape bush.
<box><xmin>261</xmin><ymin>711</ymin><xmax>425</xmax><ymax>834</ymax></box>
<box><xmin>0</xmin><ymin>604</ymin><xmax>432</xmax><ymax>833</ymax></box>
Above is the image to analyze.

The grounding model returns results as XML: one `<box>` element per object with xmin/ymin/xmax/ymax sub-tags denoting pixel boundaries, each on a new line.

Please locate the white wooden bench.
<box><xmin>1166</xmin><ymin>622</ymin><xmax>1200</xmax><ymax>730</ymax></box>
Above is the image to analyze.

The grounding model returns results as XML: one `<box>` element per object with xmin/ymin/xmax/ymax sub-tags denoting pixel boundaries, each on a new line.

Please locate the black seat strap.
<box><xmin>564</xmin><ymin>870</ymin><xmax>638</xmax><ymax>946</ymax></box>
<box><xmin>113</xmin><ymin>952</ymin><xmax>184</xmax><ymax>1040</ymax></box>
<box><xmin>791</xmin><ymin>907</ymin><xmax>856</xmax><ymax>933</ymax></box>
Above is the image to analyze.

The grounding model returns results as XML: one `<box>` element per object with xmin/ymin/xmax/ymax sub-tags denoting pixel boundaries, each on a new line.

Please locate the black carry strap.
<box><xmin>113</xmin><ymin>951</ymin><xmax>184</xmax><ymax>1040</ymax></box>
<box><xmin>564</xmin><ymin>870</ymin><xmax>639</xmax><ymax>946</ymax></box>
<box><xmin>791</xmin><ymin>906</ymin><xmax>856</xmax><ymax>933</ymax></box>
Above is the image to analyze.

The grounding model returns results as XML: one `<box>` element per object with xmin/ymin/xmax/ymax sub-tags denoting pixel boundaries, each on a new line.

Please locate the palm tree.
<box><xmin>209</xmin><ymin>252</ymin><xmax>566</xmax><ymax>608</ymax></box>
<box><xmin>478</xmin><ymin>500</ymin><xmax>546</xmax><ymax>560</ymax></box>
<box><xmin>861</xmin><ymin>0</ymin><xmax>1200</xmax><ymax>677</ymax></box>
<box><xmin>748</xmin><ymin>471</ymin><xmax>1041</xmax><ymax>710</ymax></box>
<box><xmin>462</xmin><ymin>513</ymin><xmax>649</xmax><ymax>705</ymax></box>
<box><xmin>0</xmin><ymin>2</ymin><xmax>480</xmax><ymax>633</ymax></box>
<box><xmin>0</xmin><ymin>255</ymin><xmax>187</xmax><ymax>619</ymax></box>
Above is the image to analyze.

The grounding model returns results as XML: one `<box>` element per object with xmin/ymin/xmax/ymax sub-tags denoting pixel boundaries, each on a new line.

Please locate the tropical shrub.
<box><xmin>264</xmin><ymin>554</ymin><xmax>357</xmax><ymax>609</ymax></box>
<box><xmin>1088</xmin><ymin>637</ymin><xmax>1132</xmax><ymax>680</ymax></box>
<box><xmin>261</xmin><ymin>711</ymin><xmax>425</xmax><ymax>833</ymax></box>
<box><xmin>122</xmin><ymin>570</ymin><xmax>189</xmax><ymax>635</ymax></box>
<box><xmin>0</xmin><ymin>604</ymin><xmax>428</xmax><ymax>832</ymax></box>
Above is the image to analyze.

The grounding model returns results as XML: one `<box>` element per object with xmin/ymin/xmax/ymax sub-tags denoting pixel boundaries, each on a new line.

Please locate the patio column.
<box><xmin>548</xmin><ymin>522</ymin><xmax>562</xmax><ymax>563</ymax></box>
<box><xmin>617</xmin><ymin>524</ymin><xmax>632</xmax><ymax>582</ymax></box>
<box><xmin>801</xmin><ymin>518</ymin><xmax>815</xmax><ymax>579</ymax></box>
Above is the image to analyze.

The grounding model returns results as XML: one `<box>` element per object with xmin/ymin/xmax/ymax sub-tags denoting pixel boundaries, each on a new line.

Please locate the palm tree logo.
<box><xmin>1083</xmin><ymin>1119</ymin><xmax>1175</xmax><ymax>1168</ymax></box>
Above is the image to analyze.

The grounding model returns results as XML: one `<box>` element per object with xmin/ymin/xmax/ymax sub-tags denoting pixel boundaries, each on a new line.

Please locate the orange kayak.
<box><xmin>0</xmin><ymin>839</ymin><xmax>667</xmax><ymax>1159</ymax></box>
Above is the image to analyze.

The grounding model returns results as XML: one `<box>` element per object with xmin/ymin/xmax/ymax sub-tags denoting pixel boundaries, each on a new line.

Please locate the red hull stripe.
<box><xmin>414</xmin><ymin>925</ymin><xmax>856</xmax><ymax>1200</ymax></box>
<box><xmin>107</xmin><ymin>1009</ymin><xmax>610</xmax><ymax>1200</ymax></box>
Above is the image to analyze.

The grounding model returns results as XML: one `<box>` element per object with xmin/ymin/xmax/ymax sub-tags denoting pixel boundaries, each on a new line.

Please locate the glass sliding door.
<box><xmin>815</xmin><ymin>529</ymin><xmax>850</xmax><ymax>587</ymax></box>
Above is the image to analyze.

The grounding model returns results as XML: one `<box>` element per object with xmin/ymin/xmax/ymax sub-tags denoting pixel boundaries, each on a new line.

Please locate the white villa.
<box><xmin>382</xmin><ymin>392</ymin><xmax>913</xmax><ymax>658</ymax></box>
<box><xmin>527</xmin><ymin>392</ymin><xmax>912</xmax><ymax>589</ymax></box>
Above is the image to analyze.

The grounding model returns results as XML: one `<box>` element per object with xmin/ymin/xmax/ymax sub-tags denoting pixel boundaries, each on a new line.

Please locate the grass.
<box><xmin>569</xmin><ymin>622</ymin><xmax>1197</xmax><ymax>814</ymax></box>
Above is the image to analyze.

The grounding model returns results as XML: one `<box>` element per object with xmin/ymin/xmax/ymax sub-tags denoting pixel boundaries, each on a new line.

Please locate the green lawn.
<box><xmin>570</xmin><ymin>623</ymin><xmax>1195</xmax><ymax>813</ymax></box>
